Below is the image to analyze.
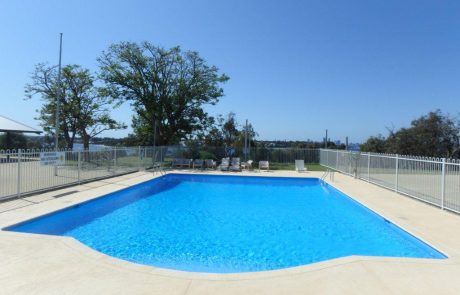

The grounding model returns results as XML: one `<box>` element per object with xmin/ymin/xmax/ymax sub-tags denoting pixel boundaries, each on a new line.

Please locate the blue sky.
<box><xmin>1</xmin><ymin>0</ymin><xmax>459</xmax><ymax>143</ymax></box>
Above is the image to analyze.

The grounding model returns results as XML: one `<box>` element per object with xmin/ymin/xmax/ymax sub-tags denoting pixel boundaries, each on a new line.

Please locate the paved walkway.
<box><xmin>1</xmin><ymin>170</ymin><xmax>460</xmax><ymax>294</ymax></box>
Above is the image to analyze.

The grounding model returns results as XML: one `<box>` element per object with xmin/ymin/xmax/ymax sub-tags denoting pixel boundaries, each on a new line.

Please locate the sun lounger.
<box><xmin>259</xmin><ymin>160</ymin><xmax>269</xmax><ymax>171</ymax></box>
<box><xmin>172</xmin><ymin>158</ymin><xmax>192</xmax><ymax>168</ymax></box>
<box><xmin>218</xmin><ymin>157</ymin><xmax>230</xmax><ymax>171</ymax></box>
<box><xmin>229</xmin><ymin>157</ymin><xmax>241</xmax><ymax>172</ymax></box>
<box><xmin>193</xmin><ymin>159</ymin><xmax>204</xmax><ymax>169</ymax></box>
<box><xmin>205</xmin><ymin>159</ymin><xmax>216</xmax><ymax>169</ymax></box>
<box><xmin>295</xmin><ymin>160</ymin><xmax>307</xmax><ymax>172</ymax></box>
<box><xmin>241</xmin><ymin>160</ymin><xmax>253</xmax><ymax>170</ymax></box>
<box><xmin>182</xmin><ymin>159</ymin><xmax>192</xmax><ymax>168</ymax></box>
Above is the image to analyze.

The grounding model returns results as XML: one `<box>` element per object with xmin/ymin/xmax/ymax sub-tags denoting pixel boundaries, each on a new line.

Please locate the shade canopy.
<box><xmin>0</xmin><ymin>115</ymin><xmax>42</xmax><ymax>134</ymax></box>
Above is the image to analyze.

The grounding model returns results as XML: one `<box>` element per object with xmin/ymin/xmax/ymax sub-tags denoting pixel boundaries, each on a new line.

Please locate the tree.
<box><xmin>388</xmin><ymin>111</ymin><xmax>459</xmax><ymax>157</ymax></box>
<box><xmin>203</xmin><ymin>112</ymin><xmax>257</xmax><ymax>148</ymax></box>
<box><xmin>360</xmin><ymin>135</ymin><xmax>386</xmax><ymax>153</ymax></box>
<box><xmin>203</xmin><ymin>116</ymin><xmax>225</xmax><ymax>147</ymax></box>
<box><xmin>237</xmin><ymin>122</ymin><xmax>257</xmax><ymax>148</ymax></box>
<box><xmin>221</xmin><ymin>112</ymin><xmax>240</xmax><ymax>147</ymax></box>
<box><xmin>25</xmin><ymin>64</ymin><xmax>126</xmax><ymax>149</ymax></box>
<box><xmin>0</xmin><ymin>133</ymin><xmax>41</xmax><ymax>150</ymax></box>
<box><xmin>0</xmin><ymin>132</ymin><xmax>27</xmax><ymax>149</ymax></box>
<box><xmin>361</xmin><ymin>110</ymin><xmax>460</xmax><ymax>158</ymax></box>
<box><xmin>98</xmin><ymin>41</ymin><xmax>229</xmax><ymax>145</ymax></box>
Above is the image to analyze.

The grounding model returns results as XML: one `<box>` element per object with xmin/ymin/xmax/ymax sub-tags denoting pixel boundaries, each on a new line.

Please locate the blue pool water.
<box><xmin>5</xmin><ymin>174</ymin><xmax>445</xmax><ymax>273</ymax></box>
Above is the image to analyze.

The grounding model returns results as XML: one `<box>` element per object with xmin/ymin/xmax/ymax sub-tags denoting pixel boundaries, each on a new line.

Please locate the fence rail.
<box><xmin>320</xmin><ymin>149</ymin><xmax>460</xmax><ymax>214</ymax></box>
<box><xmin>0</xmin><ymin>146</ymin><xmax>319</xmax><ymax>201</ymax></box>
<box><xmin>0</xmin><ymin>147</ymin><xmax>158</xmax><ymax>201</ymax></box>
<box><xmin>2</xmin><ymin>145</ymin><xmax>458</xmax><ymax>214</ymax></box>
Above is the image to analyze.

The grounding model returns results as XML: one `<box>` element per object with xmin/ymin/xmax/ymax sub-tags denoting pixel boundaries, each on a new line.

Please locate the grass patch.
<box><xmin>268</xmin><ymin>163</ymin><xmax>326</xmax><ymax>171</ymax></box>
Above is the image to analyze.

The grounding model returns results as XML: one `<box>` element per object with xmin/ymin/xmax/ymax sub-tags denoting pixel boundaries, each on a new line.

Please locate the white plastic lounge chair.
<box><xmin>205</xmin><ymin>159</ymin><xmax>216</xmax><ymax>169</ymax></box>
<box><xmin>295</xmin><ymin>160</ymin><xmax>307</xmax><ymax>172</ymax></box>
<box><xmin>259</xmin><ymin>160</ymin><xmax>269</xmax><ymax>171</ymax></box>
<box><xmin>241</xmin><ymin>160</ymin><xmax>253</xmax><ymax>170</ymax></box>
<box><xmin>229</xmin><ymin>157</ymin><xmax>241</xmax><ymax>172</ymax></box>
<box><xmin>218</xmin><ymin>157</ymin><xmax>230</xmax><ymax>171</ymax></box>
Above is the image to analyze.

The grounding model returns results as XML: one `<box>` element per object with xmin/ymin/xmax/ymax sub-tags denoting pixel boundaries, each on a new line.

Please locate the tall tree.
<box><xmin>361</xmin><ymin>110</ymin><xmax>460</xmax><ymax>158</ymax></box>
<box><xmin>25</xmin><ymin>64</ymin><xmax>126</xmax><ymax>149</ymax></box>
<box><xmin>203</xmin><ymin>112</ymin><xmax>248</xmax><ymax>148</ymax></box>
<box><xmin>98</xmin><ymin>41</ymin><xmax>229</xmax><ymax>145</ymax></box>
<box><xmin>360</xmin><ymin>135</ymin><xmax>386</xmax><ymax>153</ymax></box>
<box><xmin>221</xmin><ymin>112</ymin><xmax>240</xmax><ymax>147</ymax></box>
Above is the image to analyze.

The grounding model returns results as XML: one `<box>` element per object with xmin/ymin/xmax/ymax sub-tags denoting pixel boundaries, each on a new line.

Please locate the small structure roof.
<box><xmin>0</xmin><ymin>115</ymin><xmax>42</xmax><ymax>134</ymax></box>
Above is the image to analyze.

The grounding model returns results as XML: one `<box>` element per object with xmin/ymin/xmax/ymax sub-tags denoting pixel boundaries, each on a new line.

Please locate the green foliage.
<box><xmin>0</xmin><ymin>133</ymin><xmax>41</xmax><ymax>150</ymax></box>
<box><xmin>360</xmin><ymin>135</ymin><xmax>386</xmax><ymax>153</ymax></box>
<box><xmin>204</xmin><ymin>113</ymin><xmax>237</xmax><ymax>147</ymax></box>
<box><xmin>361</xmin><ymin>110</ymin><xmax>460</xmax><ymax>158</ymax></box>
<box><xmin>98</xmin><ymin>41</ymin><xmax>229</xmax><ymax>145</ymax></box>
<box><xmin>0</xmin><ymin>132</ymin><xmax>27</xmax><ymax>149</ymax></box>
<box><xmin>268</xmin><ymin>163</ymin><xmax>326</xmax><ymax>171</ymax></box>
<box><xmin>183</xmin><ymin>140</ymin><xmax>202</xmax><ymax>159</ymax></box>
<box><xmin>25</xmin><ymin>64</ymin><xmax>126</xmax><ymax>149</ymax></box>
<box><xmin>199</xmin><ymin>150</ymin><xmax>216</xmax><ymax>160</ymax></box>
<box><xmin>203</xmin><ymin>112</ymin><xmax>257</xmax><ymax>150</ymax></box>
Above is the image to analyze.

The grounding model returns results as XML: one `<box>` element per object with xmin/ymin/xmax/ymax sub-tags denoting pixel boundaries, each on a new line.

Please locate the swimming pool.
<box><xmin>5</xmin><ymin>174</ymin><xmax>446</xmax><ymax>273</ymax></box>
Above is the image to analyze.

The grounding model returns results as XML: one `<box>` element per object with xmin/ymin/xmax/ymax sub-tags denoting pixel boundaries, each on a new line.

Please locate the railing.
<box><xmin>0</xmin><ymin>147</ymin><xmax>161</xmax><ymax>201</ymax></box>
<box><xmin>0</xmin><ymin>146</ymin><xmax>320</xmax><ymax>201</ymax></box>
<box><xmin>320</xmin><ymin>149</ymin><xmax>460</xmax><ymax>214</ymax></box>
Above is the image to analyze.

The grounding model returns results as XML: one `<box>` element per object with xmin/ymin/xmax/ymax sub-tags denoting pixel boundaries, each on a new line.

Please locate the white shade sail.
<box><xmin>0</xmin><ymin>115</ymin><xmax>42</xmax><ymax>134</ymax></box>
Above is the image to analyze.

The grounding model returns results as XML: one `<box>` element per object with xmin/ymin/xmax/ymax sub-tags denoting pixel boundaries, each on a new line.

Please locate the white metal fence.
<box><xmin>4</xmin><ymin>145</ymin><xmax>457</xmax><ymax>214</ymax></box>
<box><xmin>0</xmin><ymin>146</ymin><xmax>320</xmax><ymax>201</ymax></box>
<box><xmin>0</xmin><ymin>147</ymin><xmax>161</xmax><ymax>201</ymax></box>
<box><xmin>320</xmin><ymin>149</ymin><xmax>460</xmax><ymax>214</ymax></box>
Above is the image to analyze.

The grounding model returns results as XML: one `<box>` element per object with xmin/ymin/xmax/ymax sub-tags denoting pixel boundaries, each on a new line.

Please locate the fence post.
<box><xmin>138</xmin><ymin>146</ymin><xmax>142</xmax><ymax>171</ymax></box>
<box><xmin>17</xmin><ymin>149</ymin><xmax>22</xmax><ymax>198</ymax></box>
<box><xmin>113</xmin><ymin>148</ymin><xmax>117</xmax><ymax>169</ymax></box>
<box><xmin>78</xmin><ymin>151</ymin><xmax>81</xmax><ymax>184</ymax></box>
<box><xmin>336</xmin><ymin>150</ymin><xmax>339</xmax><ymax>171</ymax></box>
<box><xmin>367</xmin><ymin>153</ymin><xmax>371</xmax><ymax>181</ymax></box>
<box><xmin>441</xmin><ymin>158</ymin><xmax>446</xmax><ymax>210</ymax></box>
<box><xmin>395</xmin><ymin>154</ymin><xmax>399</xmax><ymax>193</ymax></box>
<box><xmin>160</xmin><ymin>146</ymin><xmax>163</xmax><ymax>166</ymax></box>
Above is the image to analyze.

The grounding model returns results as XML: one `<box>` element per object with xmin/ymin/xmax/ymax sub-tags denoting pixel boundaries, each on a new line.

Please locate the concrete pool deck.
<box><xmin>1</xmin><ymin>170</ymin><xmax>460</xmax><ymax>294</ymax></box>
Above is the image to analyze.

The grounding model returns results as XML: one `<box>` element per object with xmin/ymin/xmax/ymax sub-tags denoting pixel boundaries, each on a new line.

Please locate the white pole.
<box><xmin>395</xmin><ymin>154</ymin><xmax>399</xmax><ymax>193</ymax></box>
<box><xmin>336</xmin><ymin>150</ymin><xmax>339</xmax><ymax>172</ymax></box>
<box><xmin>17</xmin><ymin>149</ymin><xmax>21</xmax><ymax>198</ymax></box>
<box><xmin>441</xmin><ymin>158</ymin><xmax>446</xmax><ymax>210</ymax></box>
<box><xmin>54</xmin><ymin>33</ymin><xmax>63</xmax><ymax>177</ymax></box>
<box><xmin>248</xmin><ymin>126</ymin><xmax>251</xmax><ymax>161</ymax></box>
<box><xmin>367</xmin><ymin>153</ymin><xmax>371</xmax><ymax>181</ymax></box>
<box><xmin>244</xmin><ymin>119</ymin><xmax>248</xmax><ymax>161</ymax></box>
<box><xmin>138</xmin><ymin>146</ymin><xmax>142</xmax><ymax>170</ymax></box>
<box><xmin>77</xmin><ymin>151</ymin><xmax>81</xmax><ymax>184</ymax></box>
<box><xmin>55</xmin><ymin>33</ymin><xmax>63</xmax><ymax>150</ymax></box>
